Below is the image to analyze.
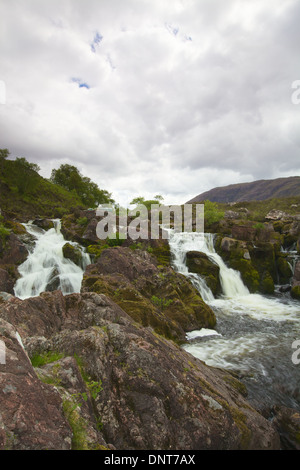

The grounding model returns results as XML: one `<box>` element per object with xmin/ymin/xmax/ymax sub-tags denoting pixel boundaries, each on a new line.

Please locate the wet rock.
<box><xmin>32</xmin><ymin>218</ymin><xmax>54</xmax><ymax>231</ymax></box>
<box><xmin>272</xmin><ymin>406</ymin><xmax>300</xmax><ymax>450</ymax></box>
<box><xmin>293</xmin><ymin>260</ymin><xmax>300</xmax><ymax>286</ymax></box>
<box><xmin>291</xmin><ymin>285</ymin><xmax>300</xmax><ymax>300</ymax></box>
<box><xmin>62</xmin><ymin>242</ymin><xmax>83</xmax><ymax>267</ymax></box>
<box><xmin>186</xmin><ymin>251</ymin><xmax>221</xmax><ymax>295</ymax></box>
<box><xmin>278</xmin><ymin>284</ymin><xmax>291</xmax><ymax>293</ymax></box>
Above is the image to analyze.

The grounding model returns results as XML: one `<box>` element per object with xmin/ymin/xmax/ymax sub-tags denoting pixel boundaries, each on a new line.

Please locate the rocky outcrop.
<box><xmin>0</xmin><ymin>291</ymin><xmax>281</xmax><ymax>450</ymax></box>
<box><xmin>0</xmin><ymin>232</ymin><xmax>28</xmax><ymax>266</ymax></box>
<box><xmin>0</xmin><ymin>231</ymin><xmax>29</xmax><ymax>295</ymax></box>
<box><xmin>32</xmin><ymin>218</ymin><xmax>55</xmax><ymax>231</ymax></box>
<box><xmin>0</xmin><ymin>268</ymin><xmax>14</xmax><ymax>294</ymax></box>
<box><xmin>215</xmin><ymin>225</ymin><xmax>295</xmax><ymax>294</ymax></box>
<box><xmin>81</xmin><ymin>246</ymin><xmax>216</xmax><ymax>342</ymax></box>
<box><xmin>0</xmin><ymin>316</ymin><xmax>72</xmax><ymax>450</ymax></box>
<box><xmin>61</xmin><ymin>210</ymin><xmax>99</xmax><ymax>245</ymax></box>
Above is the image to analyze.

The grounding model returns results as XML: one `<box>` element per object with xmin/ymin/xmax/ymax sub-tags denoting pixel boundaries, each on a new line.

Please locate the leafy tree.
<box><xmin>12</xmin><ymin>157</ymin><xmax>40</xmax><ymax>195</ymax></box>
<box><xmin>129</xmin><ymin>195</ymin><xmax>164</xmax><ymax>211</ymax></box>
<box><xmin>0</xmin><ymin>148</ymin><xmax>10</xmax><ymax>160</ymax></box>
<box><xmin>50</xmin><ymin>164</ymin><xmax>114</xmax><ymax>207</ymax></box>
<box><xmin>0</xmin><ymin>148</ymin><xmax>10</xmax><ymax>172</ymax></box>
<box><xmin>204</xmin><ymin>200</ymin><xmax>224</xmax><ymax>227</ymax></box>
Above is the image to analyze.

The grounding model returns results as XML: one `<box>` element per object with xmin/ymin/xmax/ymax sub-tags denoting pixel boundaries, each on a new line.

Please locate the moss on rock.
<box><xmin>291</xmin><ymin>285</ymin><xmax>300</xmax><ymax>300</ymax></box>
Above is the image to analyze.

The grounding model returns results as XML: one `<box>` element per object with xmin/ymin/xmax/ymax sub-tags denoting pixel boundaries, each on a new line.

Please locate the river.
<box><xmin>168</xmin><ymin>230</ymin><xmax>300</xmax><ymax>413</ymax></box>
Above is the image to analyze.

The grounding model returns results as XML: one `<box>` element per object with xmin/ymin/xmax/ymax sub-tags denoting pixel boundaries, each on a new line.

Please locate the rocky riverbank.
<box><xmin>0</xmin><ymin>202</ymin><xmax>299</xmax><ymax>450</ymax></box>
<box><xmin>0</xmin><ymin>291</ymin><xmax>281</xmax><ymax>450</ymax></box>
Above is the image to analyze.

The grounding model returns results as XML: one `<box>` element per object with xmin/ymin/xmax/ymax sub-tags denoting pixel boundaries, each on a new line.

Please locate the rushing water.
<box><xmin>168</xmin><ymin>231</ymin><xmax>300</xmax><ymax>412</ymax></box>
<box><xmin>14</xmin><ymin>220</ymin><xmax>91</xmax><ymax>300</ymax></box>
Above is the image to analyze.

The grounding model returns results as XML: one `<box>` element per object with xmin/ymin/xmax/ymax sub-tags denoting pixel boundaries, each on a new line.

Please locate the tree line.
<box><xmin>0</xmin><ymin>149</ymin><xmax>114</xmax><ymax>208</ymax></box>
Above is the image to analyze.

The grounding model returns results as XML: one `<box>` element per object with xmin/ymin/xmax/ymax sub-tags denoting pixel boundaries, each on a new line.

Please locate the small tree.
<box><xmin>204</xmin><ymin>200</ymin><xmax>224</xmax><ymax>228</ymax></box>
<box><xmin>0</xmin><ymin>148</ymin><xmax>10</xmax><ymax>160</ymax></box>
<box><xmin>0</xmin><ymin>148</ymin><xmax>10</xmax><ymax>172</ymax></box>
<box><xmin>51</xmin><ymin>164</ymin><xmax>114</xmax><ymax>207</ymax></box>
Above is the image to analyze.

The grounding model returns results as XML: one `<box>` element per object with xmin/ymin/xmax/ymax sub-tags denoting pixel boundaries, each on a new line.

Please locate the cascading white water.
<box><xmin>14</xmin><ymin>220</ymin><xmax>91</xmax><ymax>300</ymax></box>
<box><xmin>169</xmin><ymin>231</ymin><xmax>249</xmax><ymax>299</ymax></box>
<box><xmin>168</xmin><ymin>230</ymin><xmax>300</xmax><ymax>410</ymax></box>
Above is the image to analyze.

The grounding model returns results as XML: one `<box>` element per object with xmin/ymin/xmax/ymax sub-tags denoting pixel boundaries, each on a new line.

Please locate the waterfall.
<box><xmin>168</xmin><ymin>230</ymin><xmax>300</xmax><ymax>411</ymax></box>
<box><xmin>14</xmin><ymin>220</ymin><xmax>91</xmax><ymax>300</ymax></box>
<box><xmin>168</xmin><ymin>231</ymin><xmax>249</xmax><ymax>299</ymax></box>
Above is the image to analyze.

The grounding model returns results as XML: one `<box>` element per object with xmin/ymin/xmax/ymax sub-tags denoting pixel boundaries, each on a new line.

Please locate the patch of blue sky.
<box><xmin>91</xmin><ymin>31</ymin><xmax>103</xmax><ymax>52</ymax></box>
<box><xmin>71</xmin><ymin>78</ymin><xmax>90</xmax><ymax>89</ymax></box>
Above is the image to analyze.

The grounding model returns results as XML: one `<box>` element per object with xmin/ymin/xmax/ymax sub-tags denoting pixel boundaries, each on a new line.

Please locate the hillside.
<box><xmin>0</xmin><ymin>158</ymin><xmax>84</xmax><ymax>221</ymax></box>
<box><xmin>0</xmin><ymin>154</ymin><xmax>113</xmax><ymax>221</ymax></box>
<box><xmin>187</xmin><ymin>176</ymin><xmax>300</xmax><ymax>203</ymax></box>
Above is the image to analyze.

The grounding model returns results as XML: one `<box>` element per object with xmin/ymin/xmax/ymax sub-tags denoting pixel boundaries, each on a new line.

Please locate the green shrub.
<box><xmin>151</xmin><ymin>295</ymin><xmax>173</xmax><ymax>310</ymax></box>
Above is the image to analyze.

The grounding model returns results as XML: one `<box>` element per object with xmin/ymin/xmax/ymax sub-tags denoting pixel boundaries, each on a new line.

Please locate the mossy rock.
<box><xmin>291</xmin><ymin>285</ymin><xmax>300</xmax><ymax>300</ymax></box>
<box><xmin>86</xmin><ymin>243</ymin><xmax>109</xmax><ymax>261</ymax></box>
<box><xmin>62</xmin><ymin>242</ymin><xmax>83</xmax><ymax>267</ymax></box>
<box><xmin>186</xmin><ymin>251</ymin><xmax>221</xmax><ymax>296</ymax></box>
<box><xmin>82</xmin><ymin>255</ymin><xmax>216</xmax><ymax>343</ymax></box>
<box><xmin>261</xmin><ymin>273</ymin><xmax>275</xmax><ymax>295</ymax></box>
<box><xmin>229</xmin><ymin>258</ymin><xmax>260</xmax><ymax>293</ymax></box>
<box><xmin>4</xmin><ymin>220</ymin><xmax>27</xmax><ymax>235</ymax></box>
<box><xmin>276</xmin><ymin>255</ymin><xmax>293</xmax><ymax>284</ymax></box>
<box><xmin>248</xmin><ymin>242</ymin><xmax>277</xmax><ymax>282</ymax></box>
<box><xmin>148</xmin><ymin>239</ymin><xmax>171</xmax><ymax>266</ymax></box>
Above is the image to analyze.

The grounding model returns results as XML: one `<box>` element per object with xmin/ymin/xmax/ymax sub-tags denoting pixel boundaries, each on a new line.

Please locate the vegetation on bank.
<box><xmin>0</xmin><ymin>148</ymin><xmax>113</xmax><ymax>221</ymax></box>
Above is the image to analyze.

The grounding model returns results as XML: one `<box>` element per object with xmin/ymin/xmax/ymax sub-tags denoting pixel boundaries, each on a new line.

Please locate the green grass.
<box><xmin>31</xmin><ymin>351</ymin><xmax>65</xmax><ymax>367</ymax></box>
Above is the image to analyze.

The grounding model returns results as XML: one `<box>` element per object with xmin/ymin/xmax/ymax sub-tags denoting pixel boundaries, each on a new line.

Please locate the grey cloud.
<box><xmin>0</xmin><ymin>0</ymin><xmax>299</xmax><ymax>207</ymax></box>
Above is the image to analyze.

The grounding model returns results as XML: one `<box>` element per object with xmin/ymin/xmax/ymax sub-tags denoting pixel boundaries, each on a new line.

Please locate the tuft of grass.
<box><xmin>31</xmin><ymin>351</ymin><xmax>65</xmax><ymax>368</ymax></box>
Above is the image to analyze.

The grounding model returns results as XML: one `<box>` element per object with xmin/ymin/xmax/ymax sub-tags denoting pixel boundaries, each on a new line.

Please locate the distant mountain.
<box><xmin>187</xmin><ymin>176</ymin><xmax>300</xmax><ymax>203</ymax></box>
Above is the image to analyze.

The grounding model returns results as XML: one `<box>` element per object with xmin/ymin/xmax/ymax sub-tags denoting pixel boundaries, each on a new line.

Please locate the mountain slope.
<box><xmin>187</xmin><ymin>176</ymin><xmax>300</xmax><ymax>203</ymax></box>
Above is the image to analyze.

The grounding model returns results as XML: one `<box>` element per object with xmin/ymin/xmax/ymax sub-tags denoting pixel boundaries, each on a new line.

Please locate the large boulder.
<box><xmin>81</xmin><ymin>246</ymin><xmax>216</xmax><ymax>342</ymax></box>
<box><xmin>0</xmin><ymin>291</ymin><xmax>281</xmax><ymax>450</ymax></box>
<box><xmin>62</xmin><ymin>242</ymin><xmax>83</xmax><ymax>267</ymax></box>
<box><xmin>32</xmin><ymin>218</ymin><xmax>54</xmax><ymax>231</ymax></box>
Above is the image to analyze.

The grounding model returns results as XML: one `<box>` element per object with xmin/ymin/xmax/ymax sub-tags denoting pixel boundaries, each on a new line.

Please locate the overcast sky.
<box><xmin>1</xmin><ymin>0</ymin><xmax>300</xmax><ymax>206</ymax></box>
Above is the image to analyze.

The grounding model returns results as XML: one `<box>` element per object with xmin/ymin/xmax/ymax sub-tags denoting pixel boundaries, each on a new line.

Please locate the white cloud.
<box><xmin>0</xmin><ymin>0</ymin><xmax>300</xmax><ymax>207</ymax></box>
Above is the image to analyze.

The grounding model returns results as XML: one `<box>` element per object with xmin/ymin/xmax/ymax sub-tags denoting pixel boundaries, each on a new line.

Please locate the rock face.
<box><xmin>0</xmin><ymin>268</ymin><xmax>14</xmax><ymax>294</ymax></box>
<box><xmin>0</xmin><ymin>232</ymin><xmax>28</xmax><ymax>266</ymax></box>
<box><xmin>0</xmin><ymin>232</ymin><xmax>29</xmax><ymax>295</ymax></box>
<box><xmin>81</xmin><ymin>246</ymin><xmax>216</xmax><ymax>342</ymax></box>
<box><xmin>0</xmin><ymin>317</ymin><xmax>72</xmax><ymax>450</ymax></box>
<box><xmin>0</xmin><ymin>291</ymin><xmax>281</xmax><ymax>450</ymax></box>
